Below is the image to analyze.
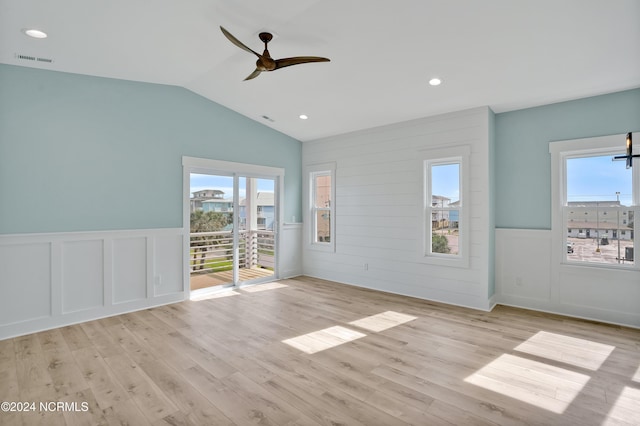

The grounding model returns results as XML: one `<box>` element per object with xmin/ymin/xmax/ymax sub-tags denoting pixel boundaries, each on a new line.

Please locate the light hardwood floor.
<box><xmin>1</xmin><ymin>276</ymin><xmax>638</xmax><ymax>425</ymax></box>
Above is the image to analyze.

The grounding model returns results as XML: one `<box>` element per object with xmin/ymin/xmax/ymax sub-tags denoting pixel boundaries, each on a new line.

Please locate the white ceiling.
<box><xmin>2</xmin><ymin>0</ymin><xmax>639</xmax><ymax>142</ymax></box>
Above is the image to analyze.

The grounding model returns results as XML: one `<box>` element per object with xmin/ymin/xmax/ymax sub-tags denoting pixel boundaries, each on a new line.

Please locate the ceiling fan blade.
<box><xmin>220</xmin><ymin>26</ymin><xmax>261</xmax><ymax>57</ymax></box>
<box><xmin>274</xmin><ymin>56</ymin><xmax>330</xmax><ymax>70</ymax></box>
<box><xmin>244</xmin><ymin>69</ymin><xmax>262</xmax><ymax>81</ymax></box>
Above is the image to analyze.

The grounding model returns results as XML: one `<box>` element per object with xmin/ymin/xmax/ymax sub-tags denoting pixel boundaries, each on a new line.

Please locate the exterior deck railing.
<box><xmin>189</xmin><ymin>230</ymin><xmax>274</xmax><ymax>274</ymax></box>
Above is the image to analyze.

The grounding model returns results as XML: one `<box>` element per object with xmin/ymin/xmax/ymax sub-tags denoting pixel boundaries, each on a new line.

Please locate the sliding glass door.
<box><xmin>187</xmin><ymin>167</ymin><xmax>278</xmax><ymax>293</ymax></box>
<box><xmin>189</xmin><ymin>173</ymin><xmax>235</xmax><ymax>290</ymax></box>
<box><xmin>237</xmin><ymin>176</ymin><xmax>276</xmax><ymax>284</ymax></box>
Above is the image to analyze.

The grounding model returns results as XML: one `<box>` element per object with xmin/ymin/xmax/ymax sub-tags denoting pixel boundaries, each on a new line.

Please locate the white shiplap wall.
<box><xmin>302</xmin><ymin>108</ymin><xmax>495</xmax><ymax>310</ymax></box>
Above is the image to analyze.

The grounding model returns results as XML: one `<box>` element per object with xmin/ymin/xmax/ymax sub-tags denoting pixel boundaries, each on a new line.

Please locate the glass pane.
<box><xmin>566</xmin><ymin>154</ymin><xmax>634</xmax><ymax>266</ymax></box>
<box><xmin>431</xmin><ymin>163</ymin><xmax>460</xmax><ymax>256</ymax></box>
<box><xmin>566</xmin><ymin>208</ymin><xmax>634</xmax><ymax>266</ymax></box>
<box><xmin>239</xmin><ymin>177</ymin><xmax>275</xmax><ymax>282</ymax></box>
<box><xmin>567</xmin><ymin>155</ymin><xmax>632</xmax><ymax>206</ymax></box>
<box><xmin>316</xmin><ymin>210</ymin><xmax>331</xmax><ymax>242</ymax></box>
<box><xmin>314</xmin><ymin>174</ymin><xmax>331</xmax><ymax>208</ymax></box>
<box><xmin>432</xmin><ymin>210</ymin><xmax>459</xmax><ymax>255</ymax></box>
<box><xmin>431</xmin><ymin>163</ymin><xmax>460</xmax><ymax>202</ymax></box>
<box><xmin>189</xmin><ymin>173</ymin><xmax>234</xmax><ymax>290</ymax></box>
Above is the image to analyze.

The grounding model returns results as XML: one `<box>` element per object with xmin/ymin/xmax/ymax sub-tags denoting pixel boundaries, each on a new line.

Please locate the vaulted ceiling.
<box><xmin>2</xmin><ymin>0</ymin><xmax>639</xmax><ymax>141</ymax></box>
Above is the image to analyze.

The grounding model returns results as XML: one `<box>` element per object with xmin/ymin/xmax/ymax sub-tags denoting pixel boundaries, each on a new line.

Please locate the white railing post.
<box><xmin>248</xmin><ymin>231</ymin><xmax>258</xmax><ymax>269</ymax></box>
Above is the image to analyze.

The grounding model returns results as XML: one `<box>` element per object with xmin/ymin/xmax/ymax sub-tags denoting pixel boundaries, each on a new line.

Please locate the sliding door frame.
<box><xmin>182</xmin><ymin>156</ymin><xmax>284</xmax><ymax>297</ymax></box>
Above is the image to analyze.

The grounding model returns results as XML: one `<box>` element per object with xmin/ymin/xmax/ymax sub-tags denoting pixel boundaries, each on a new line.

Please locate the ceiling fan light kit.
<box><xmin>220</xmin><ymin>26</ymin><xmax>330</xmax><ymax>81</ymax></box>
<box><xmin>613</xmin><ymin>132</ymin><xmax>639</xmax><ymax>168</ymax></box>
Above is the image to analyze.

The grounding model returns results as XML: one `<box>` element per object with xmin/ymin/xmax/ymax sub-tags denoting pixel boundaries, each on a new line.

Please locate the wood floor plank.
<box><xmin>14</xmin><ymin>334</ymin><xmax>54</xmax><ymax>393</ymax></box>
<box><xmin>59</xmin><ymin>325</ymin><xmax>93</xmax><ymax>352</ymax></box>
<box><xmin>164</xmin><ymin>331</ymin><xmax>237</xmax><ymax>379</ymax></box>
<box><xmin>71</xmin><ymin>347</ymin><xmax>130</xmax><ymax>410</ymax></box>
<box><xmin>37</xmin><ymin>329</ymin><xmax>90</xmax><ymax>400</ymax></box>
<box><xmin>101</xmin><ymin>398</ymin><xmax>153</xmax><ymax>426</ymax></box>
<box><xmin>260</xmin><ymin>375</ymin><xmax>369</xmax><ymax>426</ymax></box>
<box><xmin>59</xmin><ymin>387</ymin><xmax>108</xmax><ymax>426</ymax></box>
<box><xmin>136</xmin><ymin>358</ymin><xmax>236</xmax><ymax>425</ymax></box>
<box><xmin>101</xmin><ymin>352</ymin><xmax>178</xmax><ymax>422</ymax></box>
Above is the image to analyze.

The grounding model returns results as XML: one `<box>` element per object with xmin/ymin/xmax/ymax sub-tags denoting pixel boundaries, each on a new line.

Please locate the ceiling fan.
<box><xmin>220</xmin><ymin>26</ymin><xmax>330</xmax><ymax>81</ymax></box>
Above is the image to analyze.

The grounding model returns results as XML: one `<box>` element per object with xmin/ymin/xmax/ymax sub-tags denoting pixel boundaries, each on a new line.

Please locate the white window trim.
<box><xmin>550</xmin><ymin>133</ymin><xmax>639</xmax><ymax>271</ymax></box>
<box><xmin>420</xmin><ymin>145</ymin><xmax>470</xmax><ymax>268</ymax></box>
<box><xmin>304</xmin><ymin>162</ymin><xmax>336</xmax><ymax>252</ymax></box>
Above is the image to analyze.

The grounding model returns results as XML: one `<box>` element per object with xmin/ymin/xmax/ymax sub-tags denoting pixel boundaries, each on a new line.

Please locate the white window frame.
<box><xmin>550</xmin><ymin>133</ymin><xmax>639</xmax><ymax>271</ymax></box>
<box><xmin>420</xmin><ymin>145</ymin><xmax>470</xmax><ymax>268</ymax></box>
<box><xmin>305</xmin><ymin>162</ymin><xmax>336</xmax><ymax>252</ymax></box>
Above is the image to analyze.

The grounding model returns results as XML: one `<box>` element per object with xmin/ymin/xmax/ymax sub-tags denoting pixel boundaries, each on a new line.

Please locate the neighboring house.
<box><xmin>567</xmin><ymin>201</ymin><xmax>634</xmax><ymax>240</ymax></box>
<box><xmin>432</xmin><ymin>195</ymin><xmax>457</xmax><ymax>229</ymax></box>
<box><xmin>239</xmin><ymin>192</ymin><xmax>275</xmax><ymax>230</ymax></box>
<box><xmin>197</xmin><ymin>191</ymin><xmax>276</xmax><ymax>231</ymax></box>
<box><xmin>190</xmin><ymin>189</ymin><xmax>225</xmax><ymax>212</ymax></box>
<box><xmin>314</xmin><ymin>174</ymin><xmax>332</xmax><ymax>242</ymax></box>
<box><xmin>201</xmin><ymin>198</ymin><xmax>234</xmax><ymax>213</ymax></box>
<box><xmin>449</xmin><ymin>200</ymin><xmax>460</xmax><ymax>228</ymax></box>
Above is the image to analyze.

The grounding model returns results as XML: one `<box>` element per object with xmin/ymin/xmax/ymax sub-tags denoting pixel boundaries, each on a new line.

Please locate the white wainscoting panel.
<box><xmin>0</xmin><ymin>228</ymin><xmax>185</xmax><ymax>340</ymax></box>
<box><xmin>113</xmin><ymin>237</ymin><xmax>147</xmax><ymax>304</ymax></box>
<box><xmin>62</xmin><ymin>239</ymin><xmax>104</xmax><ymax>313</ymax></box>
<box><xmin>0</xmin><ymin>242</ymin><xmax>51</xmax><ymax>325</ymax></box>
<box><xmin>495</xmin><ymin>229</ymin><xmax>552</xmax><ymax>303</ymax></box>
<box><xmin>496</xmin><ymin>228</ymin><xmax>640</xmax><ymax>328</ymax></box>
<box><xmin>154</xmin><ymin>234</ymin><xmax>184</xmax><ymax>296</ymax></box>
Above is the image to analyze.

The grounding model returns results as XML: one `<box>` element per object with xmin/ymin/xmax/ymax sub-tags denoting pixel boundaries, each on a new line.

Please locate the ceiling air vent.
<box><xmin>15</xmin><ymin>53</ymin><xmax>53</xmax><ymax>63</ymax></box>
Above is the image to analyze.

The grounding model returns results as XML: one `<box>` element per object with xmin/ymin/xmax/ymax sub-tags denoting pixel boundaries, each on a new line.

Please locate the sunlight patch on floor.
<box><xmin>190</xmin><ymin>289</ymin><xmax>240</xmax><ymax>301</ymax></box>
<box><xmin>349</xmin><ymin>311</ymin><xmax>417</xmax><ymax>332</ymax></box>
<box><xmin>241</xmin><ymin>282</ymin><xmax>288</xmax><ymax>293</ymax></box>
<box><xmin>464</xmin><ymin>353</ymin><xmax>590</xmax><ymax>414</ymax></box>
<box><xmin>514</xmin><ymin>331</ymin><xmax>615</xmax><ymax>370</ymax></box>
<box><xmin>282</xmin><ymin>326</ymin><xmax>366</xmax><ymax>354</ymax></box>
<box><xmin>605</xmin><ymin>386</ymin><xmax>640</xmax><ymax>424</ymax></box>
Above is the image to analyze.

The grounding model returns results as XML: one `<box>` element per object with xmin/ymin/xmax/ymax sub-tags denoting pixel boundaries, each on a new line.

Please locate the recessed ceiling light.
<box><xmin>23</xmin><ymin>29</ymin><xmax>48</xmax><ymax>39</ymax></box>
<box><xmin>429</xmin><ymin>78</ymin><xmax>442</xmax><ymax>86</ymax></box>
<box><xmin>299</xmin><ymin>114</ymin><xmax>308</xmax><ymax>120</ymax></box>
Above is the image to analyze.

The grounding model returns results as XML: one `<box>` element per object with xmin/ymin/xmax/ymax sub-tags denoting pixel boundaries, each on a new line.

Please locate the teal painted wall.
<box><xmin>0</xmin><ymin>64</ymin><xmax>302</xmax><ymax>234</ymax></box>
<box><xmin>495</xmin><ymin>89</ymin><xmax>640</xmax><ymax>230</ymax></box>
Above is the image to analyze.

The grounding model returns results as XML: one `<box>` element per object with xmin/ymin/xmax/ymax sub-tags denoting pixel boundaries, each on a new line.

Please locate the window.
<box><xmin>306</xmin><ymin>163</ymin><xmax>336</xmax><ymax>251</ymax></box>
<box><xmin>428</xmin><ymin>162</ymin><xmax>461</xmax><ymax>255</ymax></box>
<box><xmin>550</xmin><ymin>133</ymin><xmax>638</xmax><ymax>269</ymax></box>
<box><xmin>422</xmin><ymin>145</ymin><xmax>470</xmax><ymax>267</ymax></box>
<box><xmin>313</xmin><ymin>172</ymin><xmax>332</xmax><ymax>243</ymax></box>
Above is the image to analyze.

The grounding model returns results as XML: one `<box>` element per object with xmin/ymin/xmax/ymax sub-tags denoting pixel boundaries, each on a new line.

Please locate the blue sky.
<box><xmin>190</xmin><ymin>174</ymin><xmax>274</xmax><ymax>198</ymax></box>
<box><xmin>431</xmin><ymin>163</ymin><xmax>460</xmax><ymax>201</ymax></box>
<box><xmin>567</xmin><ymin>155</ymin><xmax>632</xmax><ymax>205</ymax></box>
